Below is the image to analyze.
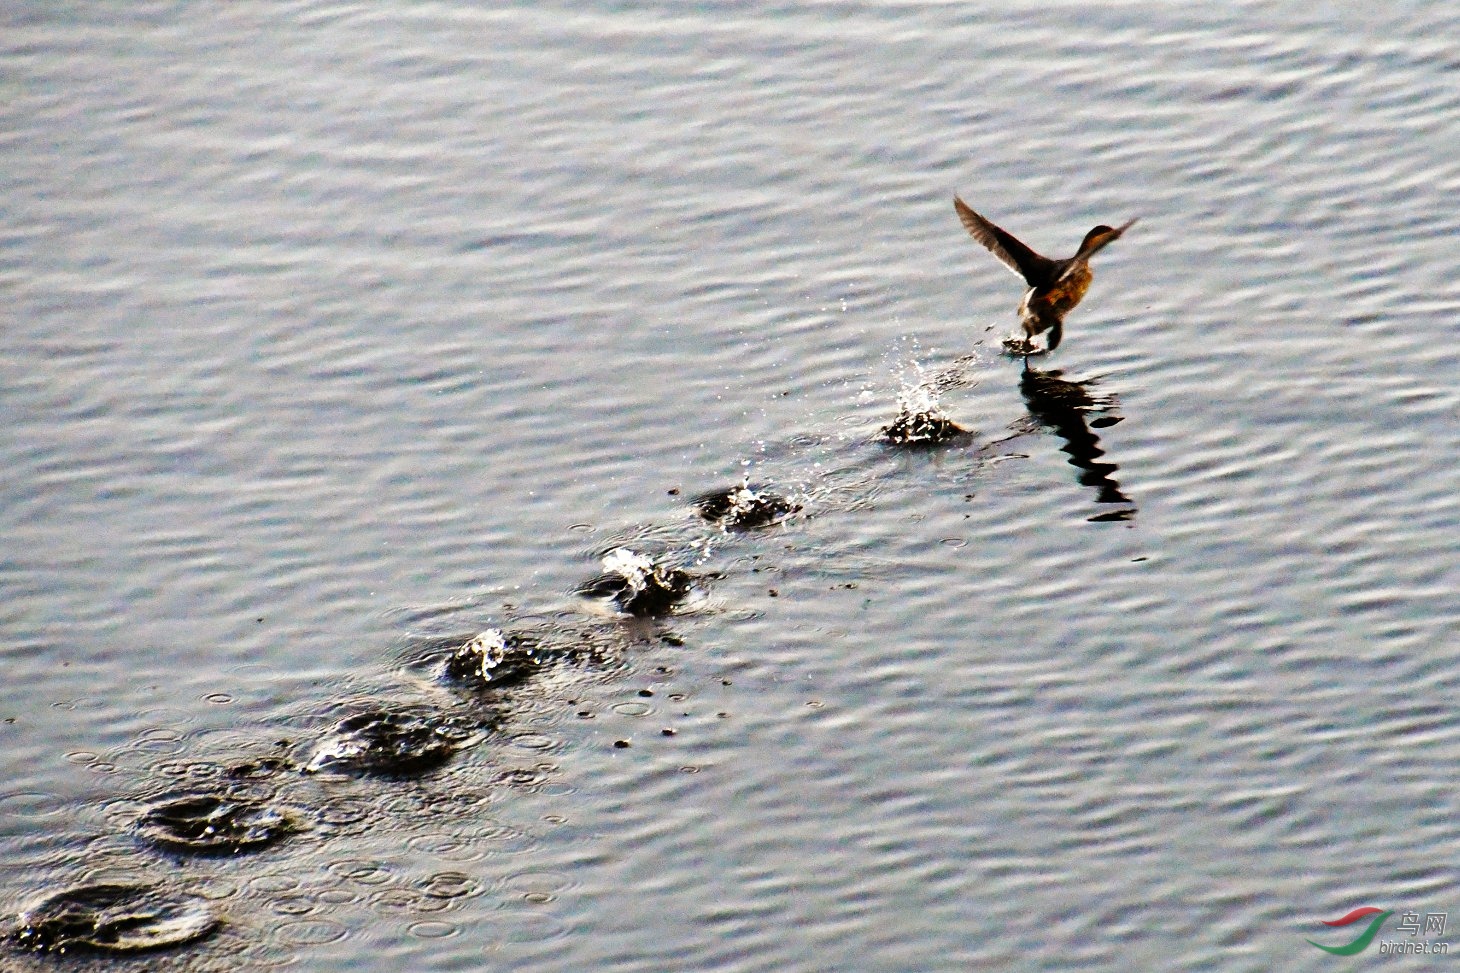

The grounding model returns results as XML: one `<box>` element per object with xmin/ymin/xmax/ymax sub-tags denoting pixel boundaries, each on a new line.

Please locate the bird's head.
<box><xmin>1081</xmin><ymin>225</ymin><xmax>1120</xmax><ymax>250</ymax></box>
<box><xmin>1077</xmin><ymin>218</ymin><xmax>1137</xmax><ymax>258</ymax></box>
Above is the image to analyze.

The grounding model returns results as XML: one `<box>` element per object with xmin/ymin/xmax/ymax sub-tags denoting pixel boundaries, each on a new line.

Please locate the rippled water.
<box><xmin>5</xmin><ymin>2</ymin><xmax>1460</xmax><ymax>970</ymax></box>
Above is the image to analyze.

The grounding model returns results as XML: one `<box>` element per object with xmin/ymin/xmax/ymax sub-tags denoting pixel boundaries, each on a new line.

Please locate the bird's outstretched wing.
<box><xmin>954</xmin><ymin>196</ymin><xmax>1058</xmax><ymax>287</ymax></box>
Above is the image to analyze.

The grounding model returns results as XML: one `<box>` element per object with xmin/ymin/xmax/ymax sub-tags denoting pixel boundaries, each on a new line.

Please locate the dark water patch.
<box><xmin>877</xmin><ymin>363</ymin><xmax>979</xmax><ymax>447</ymax></box>
<box><xmin>441</xmin><ymin>629</ymin><xmax>558</xmax><ymax>691</ymax></box>
<box><xmin>7</xmin><ymin>883</ymin><xmax>218</xmax><ymax>955</ymax></box>
<box><xmin>692</xmin><ymin>481</ymin><xmax>801</xmax><ymax>531</ymax></box>
<box><xmin>880</xmin><ymin>407</ymin><xmax>972</xmax><ymax>446</ymax></box>
<box><xmin>404</xmin><ymin>620</ymin><xmax>626</xmax><ymax>697</ymax></box>
<box><xmin>136</xmin><ymin>790</ymin><xmax>302</xmax><ymax>855</ymax></box>
<box><xmin>304</xmin><ymin>707</ymin><xmax>488</xmax><ymax>777</ymax></box>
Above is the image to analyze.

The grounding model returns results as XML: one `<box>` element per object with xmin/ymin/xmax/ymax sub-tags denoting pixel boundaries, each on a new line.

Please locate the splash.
<box><xmin>881</xmin><ymin>382</ymin><xmax>970</xmax><ymax>445</ymax></box>
<box><xmin>577</xmin><ymin>548</ymin><xmax>696</xmax><ymax>616</ymax></box>
<box><xmin>443</xmin><ymin>629</ymin><xmax>537</xmax><ymax>688</ymax></box>
<box><xmin>876</xmin><ymin>350</ymin><xmax>975</xmax><ymax>445</ymax></box>
<box><xmin>692</xmin><ymin>478</ymin><xmax>801</xmax><ymax>531</ymax></box>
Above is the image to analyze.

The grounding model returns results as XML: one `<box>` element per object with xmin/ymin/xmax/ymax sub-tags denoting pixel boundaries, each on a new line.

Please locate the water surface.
<box><xmin>4</xmin><ymin>2</ymin><xmax>1460</xmax><ymax>969</ymax></box>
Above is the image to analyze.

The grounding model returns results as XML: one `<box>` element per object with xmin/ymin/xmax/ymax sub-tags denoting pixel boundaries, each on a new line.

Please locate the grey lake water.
<box><xmin>5</xmin><ymin>2</ymin><xmax>1460</xmax><ymax>970</ymax></box>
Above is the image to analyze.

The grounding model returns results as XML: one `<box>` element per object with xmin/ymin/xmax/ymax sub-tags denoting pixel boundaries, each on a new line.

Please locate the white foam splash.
<box><xmin>602</xmin><ymin>548</ymin><xmax>655</xmax><ymax>589</ymax></box>
<box><xmin>462</xmin><ymin>629</ymin><xmax>508</xmax><ymax>680</ymax></box>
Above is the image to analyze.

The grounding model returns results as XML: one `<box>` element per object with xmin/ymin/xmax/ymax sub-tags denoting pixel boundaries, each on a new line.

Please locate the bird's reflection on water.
<box><xmin>1017</xmin><ymin>365</ymin><xmax>1135</xmax><ymax>520</ymax></box>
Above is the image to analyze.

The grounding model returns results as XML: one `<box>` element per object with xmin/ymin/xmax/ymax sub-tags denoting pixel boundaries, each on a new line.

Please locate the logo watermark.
<box><xmin>1307</xmin><ymin>906</ymin><xmax>1449</xmax><ymax>957</ymax></box>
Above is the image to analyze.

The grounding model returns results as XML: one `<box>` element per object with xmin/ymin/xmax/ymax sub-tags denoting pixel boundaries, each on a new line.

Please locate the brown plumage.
<box><xmin>954</xmin><ymin>196</ymin><xmax>1135</xmax><ymax>352</ymax></box>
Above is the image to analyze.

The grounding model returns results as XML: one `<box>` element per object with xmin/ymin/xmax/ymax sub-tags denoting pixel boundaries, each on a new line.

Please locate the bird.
<box><xmin>954</xmin><ymin>196</ymin><xmax>1135</xmax><ymax>353</ymax></box>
